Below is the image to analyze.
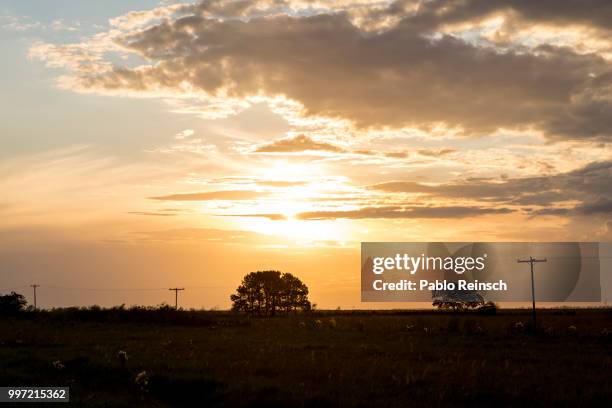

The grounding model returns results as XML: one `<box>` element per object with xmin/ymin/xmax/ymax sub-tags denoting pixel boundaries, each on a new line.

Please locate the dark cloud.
<box><xmin>65</xmin><ymin>0</ymin><xmax>612</xmax><ymax>141</ymax></box>
<box><xmin>528</xmin><ymin>200</ymin><xmax>612</xmax><ymax>216</ymax></box>
<box><xmin>255</xmin><ymin>134</ymin><xmax>343</xmax><ymax>153</ymax></box>
<box><xmin>404</xmin><ymin>0</ymin><xmax>612</xmax><ymax>34</ymax></box>
<box><xmin>370</xmin><ymin>160</ymin><xmax>612</xmax><ymax>216</ymax></box>
<box><xmin>297</xmin><ymin>205</ymin><xmax>513</xmax><ymax>220</ymax></box>
<box><xmin>575</xmin><ymin>199</ymin><xmax>612</xmax><ymax>215</ymax></box>
<box><xmin>511</xmin><ymin>191</ymin><xmax>569</xmax><ymax>206</ymax></box>
<box><xmin>187</xmin><ymin>0</ymin><xmax>612</xmax><ymax>34</ymax></box>
<box><xmin>529</xmin><ymin>208</ymin><xmax>572</xmax><ymax>216</ymax></box>
<box><xmin>149</xmin><ymin>190</ymin><xmax>269</xmax><ymax>201</ymax></box>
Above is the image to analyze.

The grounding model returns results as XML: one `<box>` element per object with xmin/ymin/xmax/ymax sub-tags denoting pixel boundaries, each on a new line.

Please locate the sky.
<box><xmin>1</xmin><ymin>0</ymin><xmax>611</xmax><ymax>309</ymax></box>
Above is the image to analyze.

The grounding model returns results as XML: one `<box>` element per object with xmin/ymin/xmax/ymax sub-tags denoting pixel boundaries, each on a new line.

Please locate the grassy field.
<box><xmin>1</xmin><ymin>308</ymin><xmax>610</xmax><ymax>407</ymax></box>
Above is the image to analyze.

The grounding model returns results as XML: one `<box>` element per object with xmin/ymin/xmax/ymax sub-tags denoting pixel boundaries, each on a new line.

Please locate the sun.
<box><xmin>216</xmin><ymin>160</ymin><xmax>353</xmax><ymax>243</ymax></box>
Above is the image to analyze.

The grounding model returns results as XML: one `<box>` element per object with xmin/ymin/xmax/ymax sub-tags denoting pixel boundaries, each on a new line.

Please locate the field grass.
<box><xmin>1</xmin><ymin>308</ymin><xmax>611</xmax><ymax>407</ymax></box>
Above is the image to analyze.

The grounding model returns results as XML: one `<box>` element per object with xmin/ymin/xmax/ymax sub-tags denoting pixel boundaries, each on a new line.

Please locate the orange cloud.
<box><xmin>255</xmin><ymin>135</ymin><xmax>344</xmax><ymax>153</ymax></box>
<box><xmin>149</xmin><ymin>190</ymin><xmax>269</xmax><ymax>201</ymax></box>
<box><xmin>297</xmin><ymin>206</ymin><xmax>514</xmax><ymax>220</ymax></box>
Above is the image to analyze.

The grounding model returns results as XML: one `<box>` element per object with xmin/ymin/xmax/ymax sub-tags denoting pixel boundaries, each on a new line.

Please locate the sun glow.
<box><xmin>239</xmin><ymin>217</ymin><xmax>348</xmax><ymax>244</ymax></box>
<box><xmin>214</xmin><ymin>160</ymin><xmax>353</xmax><ymax>242</ymax></box>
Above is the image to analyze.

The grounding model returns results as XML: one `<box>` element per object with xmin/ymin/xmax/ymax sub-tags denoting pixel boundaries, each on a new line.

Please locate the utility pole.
<box><xmin>517</xmin><ymin>257</ymin><xmax>547</xmax><ymax>329</ymax></box>
<box><xmin>169</xmin><ymin>288</ymin><xmax>185</xmax><ymax>310</ymax></box>
<box><xmin>30</xmin><ymin>284</ymin><xmax>40</xmax><ymax>309</ymax></box>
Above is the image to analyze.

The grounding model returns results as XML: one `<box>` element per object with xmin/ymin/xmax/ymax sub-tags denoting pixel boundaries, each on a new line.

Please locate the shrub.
<box><xmin>0</xmin><ymin>292</ymin><xmax>27</xmax><ymax>314</ymax></box>
<box><xmin>477</xmin><ymin>301</ymin><xmax>498</xmax><ymax>315</ymax></box>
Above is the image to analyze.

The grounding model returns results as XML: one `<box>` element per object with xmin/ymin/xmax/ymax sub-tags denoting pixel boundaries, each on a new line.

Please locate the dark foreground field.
<box><xmin>1</xmin><ymin>309</ymin><xmax>611</xmax><ymax>407</ymax></box>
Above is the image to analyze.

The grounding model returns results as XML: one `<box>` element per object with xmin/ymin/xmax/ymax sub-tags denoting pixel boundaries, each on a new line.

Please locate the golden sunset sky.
<box><xmin>1</xmin><ymin>0</ymin><xmax>611</xmax><ymax>308</ymax></box>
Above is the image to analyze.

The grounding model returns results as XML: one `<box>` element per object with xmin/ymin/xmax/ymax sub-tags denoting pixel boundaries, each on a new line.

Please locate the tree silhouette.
<box><xmin>0</xmin><ymin>292</ymin><xmax>27</xmax><ymax>314</ymax></box>
<box><xmin>432</xmin><ymin>290</ymin><xmax>484</xmax><ymax>312</ymax></box>
<box><xmin>231</xmin><ymin>271</ymin><xmax>310</xmax><ymax>316</ymax></box>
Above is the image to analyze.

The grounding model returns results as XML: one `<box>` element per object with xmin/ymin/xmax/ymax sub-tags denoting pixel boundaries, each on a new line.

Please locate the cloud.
<box><xmin>152</xmin><ymin>136</ymin><xmax>216</xmax><ymax>155</ymax></box>
<box><xmin>297</xmin><ymin>205</ymin><xmax>513</xmax><ymax>220</ymax></box>
<box><xmin>29</xmin><ymin>0</ymin><xmax>612</xmax><ymax>142</ymax></box>
<box><xmin>511</xmin><ymin>191</ymin><xmax>569</xmax><ymax>206</ymax></box>
<box><xmin>204</xmin><ymin>176</ymin><xmax>309</xmax><ymax>187</ymax></box>
<box><xmin>529</xmin><ymin>208</ymin><xmax>572</xmax><ymax>217</ymax></box>
<box><xmin>255</xmin><ymin>134</ymin><xmax>343</xmax><ymax>153</ymax></box>
<box><xmin>384</xmin><ymin>151</ymin><xmax>409</xmax><ymax>158</ymax></box>
<box><xmin>369</xmin><ymin>160</ymin><xmax>612</xmax><ymax>216</ymax></box>
<box><xmin>1</xmin><ymin>14</ymin><xmax>41</xmax><ymax>31</ymax></box>
<box><xmin>1</xmin><ymin>15</ymin><xmax>79</xmax><ymax>32</ymax></box>
<box><xmin>254</xmin><ymin>135</ymin><xmax>421</xmax><ymax>160</ymax></box>
<box><xmin>49</xmin><ymin>19</ymin><xmax>80</xmax><ymax>32</ymax></box>
<box><xmin>149</xmin><ymin>190</ymin><xmax>269</xmax><ymax>201</ymax></box>
<box><xmin>406</xmin><ymin>0</ymin><xmax>612</xmax><ymax>35</ymax></box>
<box><xmin>218</xmin><ymin>213</ymin><xmax>287</xmax><ymax>221</ymax></box>
<box><xmin>127</xmin><ymin>208</ymin><xmax>190</xmax><ymax>217</ymax></box>
<box><xmin>417</xmin><ymin>148</ymin><xmax>457</xmax><ymax>157</ymax></box>
<box><xmin>175</xmin><ymin>129</ymin><xmax>195</xmax><ymax>140</ymax></box>
<box><xmin>575</xmin><ymin>199</ymin><xmax>612</xmax><ymax>215</ymax></box>
<box><xmin>127</xmin><ymin>211</ymin><xmax>177</xmax><ymax>217</ymax></box>
<box><xmin>108</xmin><ymin>3</ymin><xmax>188</xmax><ymax>31</ymax></box>
<box><xmin>255</xmin><ymin>180</ymin><xmax>308</xmax><ymax>187</ymax></box>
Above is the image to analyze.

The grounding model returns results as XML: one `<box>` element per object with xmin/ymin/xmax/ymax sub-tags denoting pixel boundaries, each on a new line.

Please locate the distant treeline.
<box><xmin>2</xmin><ymin>291</ymin><xmax>609</xmax><ymax>324</ymax></box>
<box><xmin>7</xmin><ymin>304</ymin><xmax>252</xmax><ymax>327</ymax></box>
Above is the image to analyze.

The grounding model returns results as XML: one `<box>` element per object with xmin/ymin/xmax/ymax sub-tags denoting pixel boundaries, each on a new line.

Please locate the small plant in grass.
<box><xmin>117</xmin><ymin>350</ymin><xmax>128</xmax><ymax>367</ymax></box>
<box><xmin>135</xmin><ymin>371</ymin><xmax>149</xmax><ymax>391</ymax></box>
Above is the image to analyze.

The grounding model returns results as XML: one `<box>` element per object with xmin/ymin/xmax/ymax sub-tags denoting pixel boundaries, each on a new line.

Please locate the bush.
<box><xmin>0</xmin><ymin>292</ymin><xmax>27</xmax><ymax>314</ymax></box>
<box><xmin>477</xmin><ymin>301</ymin><xmax>498</xmax><ymax>315</ymax></box>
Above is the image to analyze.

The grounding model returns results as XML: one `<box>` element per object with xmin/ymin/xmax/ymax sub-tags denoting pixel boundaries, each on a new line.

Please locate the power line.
<box><xmin>184</xmin><ymin>286</ymin><xmax>233</xmax><ymax>290</ymax></box>
<box><xmin>40</xmin><ymin>285</ymin><xmax>168</xmax><ymax>292</ymax></box>
<box><xmin>4</xmin><ymin>284</ymin><xmax>236</xmax><ymax>292</ymax></box>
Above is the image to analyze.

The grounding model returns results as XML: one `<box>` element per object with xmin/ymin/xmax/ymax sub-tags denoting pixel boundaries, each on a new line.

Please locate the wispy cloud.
<box><xmin>2</xmin><ymin>14</ymin><xmax>81</xmax><ymax>32</ymax></box>
<box><xmin>149</xmin><ymin>190</ymin><xmax>270</xmax><ymax>201</ymax></box>
<box><xmin>255</xmin><ymin>134</ymin><xmax>344</xmax><ymax>153</ymax></box>
<box><xmin>217</xmin><ymin>213</ymin><xmax>287</xmax><ymax>221</ymax></box>
<box><xmin>297</xmin><ymin>206</ymin><xmax>513</xmax><ymax>220</ymax></box>
<box><xmin>417</xmin><ymin>149</ymin><xmax>457</xmax><ymax>157</ymax></box>
<box><xmin>127</xmin><ymin>211</ymin><xmax>177</xmax><ymax>217</ymax></box>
